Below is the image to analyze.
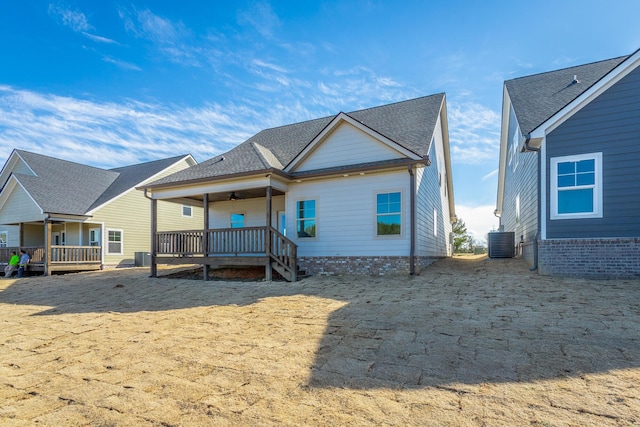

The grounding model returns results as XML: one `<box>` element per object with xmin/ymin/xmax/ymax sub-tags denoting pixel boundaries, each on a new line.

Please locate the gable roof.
<box><xmin>147</xmin><ymin>94</ymin><xmax>445</xmax><ymax>187</ymax></box>
<box><xmin>0</xmin><ymin>150</ymin><xmax>192</xmax><ymax>216</ymax></box>
<box><xmin>505</xmin><ymin>55</ymin><xmax>629</xmax><ymax>135</ymax></box>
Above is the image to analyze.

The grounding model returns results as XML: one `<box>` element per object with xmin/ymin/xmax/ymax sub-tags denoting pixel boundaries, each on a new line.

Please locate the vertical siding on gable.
<box><xmin>295</xmin><ymin>123</ymin><xmax>405</xmax><ymax>172</ymax></box>
<box><xmin>287</xmin><ymin>171</ymin><xmax>410</xmax><ymax>257</ymax></box>
<box><xmin>501</xmin><ymin>105</ymin><xmax>539</xmax><ymax>258</ymax></box>
<box><xmin>545</xmin><ymin>65</ymin><xmax>640</xmax><ymax>238</ymax></box>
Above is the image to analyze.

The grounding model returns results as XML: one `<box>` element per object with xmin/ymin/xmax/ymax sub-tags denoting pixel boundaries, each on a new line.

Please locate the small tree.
<box><xmin>452</xmin><ymin>218</ymin><xmax>473</xmax><ymax>253</ymax></box>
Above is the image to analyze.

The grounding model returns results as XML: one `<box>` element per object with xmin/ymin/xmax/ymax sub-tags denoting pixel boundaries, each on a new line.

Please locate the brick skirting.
<box><xmin>298</xmin><ymin>255</ymin><xmax>444</xmax><ymax>276</ymax></box>
<box><xmin>538</xmin><ymin>238</ymin><xmax>640</xmax><ymax>278</ymax></box>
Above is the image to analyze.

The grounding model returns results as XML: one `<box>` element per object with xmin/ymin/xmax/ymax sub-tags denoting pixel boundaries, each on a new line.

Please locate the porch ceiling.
<box><xmin>173</xmin><ymin>187</ymin><xmax>285</xmax><ymax>204</ymax></box>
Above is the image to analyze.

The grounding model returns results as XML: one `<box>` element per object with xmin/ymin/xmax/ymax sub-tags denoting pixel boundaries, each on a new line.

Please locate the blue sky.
<box><xmin>1</xmin><ymin>1</ymin><xmax>639</xmax><ymax>243</ymax></box>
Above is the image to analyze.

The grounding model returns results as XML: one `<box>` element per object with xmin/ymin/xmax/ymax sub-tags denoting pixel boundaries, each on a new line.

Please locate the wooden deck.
<box><xmin>0</xmin><ymin>246</ymin><xmax>102</xmax><ymax>274</ymax></box>
<box><xmin>153</xmin><ymin>226</ymin><xmax>299</xmax><ymax>281</ymax></box>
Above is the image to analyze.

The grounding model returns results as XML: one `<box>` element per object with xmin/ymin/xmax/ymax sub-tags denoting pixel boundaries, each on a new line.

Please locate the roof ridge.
<box><xmin>506</xmin><ymin>55</ymin><xmax>630</xmax><ymax>83</ymax></box>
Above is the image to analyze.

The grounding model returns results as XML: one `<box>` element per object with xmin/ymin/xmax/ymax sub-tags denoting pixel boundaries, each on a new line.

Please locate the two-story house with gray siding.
<box><xmin>495</xmin><ymin>49</ymin><xmax>640</xmax><ymax>278</ymax></box>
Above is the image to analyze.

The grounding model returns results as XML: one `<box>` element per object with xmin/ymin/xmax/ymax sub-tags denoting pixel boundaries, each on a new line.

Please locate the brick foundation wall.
<box><xmin>298</xmin><ymin>256</ymin><xmax>444</xmax><ymax>276</ymax></box>
<box><xmin>538</xmin><ymin>238</ymin><xmax>640</xmax><ymax>279</ymax></box>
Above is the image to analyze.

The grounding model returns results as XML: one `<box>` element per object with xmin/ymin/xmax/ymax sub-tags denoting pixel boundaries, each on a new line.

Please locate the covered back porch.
<box><xmin>148</xmin><ymin>180</ymin><xmax>301</xmax><ymax>282</ymax></box>
<box><xmin>0</xmin><ymin>219</ymin><xmax>103</xmax><ymax>275</ymax></box>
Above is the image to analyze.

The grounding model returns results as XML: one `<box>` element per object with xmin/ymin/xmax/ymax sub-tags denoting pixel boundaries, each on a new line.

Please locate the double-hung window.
<box><xmin>106</xmin><ymin>229</ymin><xmax>123</xmax><ymax>255</ymax></box>
<box><xmin>296</xmin><ymin>200</ymin><xmax>316</xmax><ymax>238</ymax></box>
<box><xmin>0</xmin><ymin>231</ymin><xmax>7</xmax><ymax>247</ymax></box>
<box><xmin>550</xmin><ymin>152</ymin><xmax>602</xmax><ymax>219</ymax></box>
<box><xmin>376</xmin><ymin>192</ymin><xmax>401</xmax><ymax>236</ymax></box>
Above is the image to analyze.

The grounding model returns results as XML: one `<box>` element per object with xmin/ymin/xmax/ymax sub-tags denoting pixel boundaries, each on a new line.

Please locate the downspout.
<box><xmin>523</xmin><ymin>134</ymin><xmax>540</xmax><ymax>271</ymax></box>
<box><xmin>408</xmin><ymin>166</ymin><xmax>416</xmax><ymax>275</ymax></box>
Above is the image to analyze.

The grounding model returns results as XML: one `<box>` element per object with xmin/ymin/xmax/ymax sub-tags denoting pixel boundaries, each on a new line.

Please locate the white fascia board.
<box><xmin>439</xmin><ymin>96</ymin><xmax>457</xmax><ymax>222</ymax></box>
<box><xmin>529</xmin><ymin>50</ymin><xmax>640</xmax><ymax>139</ymax></box>
<box><xmin>86</xmin><ymin>155</ymin><xmax>196</xmax><ymax>215</ymax></box>
<box><xmin>494</xmin><ymin>86</ymin><xmax>512</xmax><ymax>217</ymax></box>
<box><xmin>284</xmin><ymin>112</ymin><xmax>421</xmax><ymax>173</ymax></box>
<box><xmin>0</xmin><ymin>150</ymin><xmax>36</xmax><ymax>189</ymax></box>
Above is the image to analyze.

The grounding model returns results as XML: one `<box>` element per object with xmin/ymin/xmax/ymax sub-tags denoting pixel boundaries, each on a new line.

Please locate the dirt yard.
<box><xmin>1</xmin><ymin>256</ymin><xmax>639</xmax><ymax>426</ymax></box>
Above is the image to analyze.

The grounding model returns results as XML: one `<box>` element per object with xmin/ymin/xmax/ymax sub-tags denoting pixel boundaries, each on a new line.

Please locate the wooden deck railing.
<box><xmin>50</xmin><ymin>246</ymin><xmax>101</xmax><ymax>263</ymax></box>
<box><xmin>0</xmin><ymin>246</ymin><xmax>100</xmax><ymax>264</ymax></box>
<box><xmin>155</xmin><ymin>227</ymin><xmax>298</xmax><ymax>280</ymax></box>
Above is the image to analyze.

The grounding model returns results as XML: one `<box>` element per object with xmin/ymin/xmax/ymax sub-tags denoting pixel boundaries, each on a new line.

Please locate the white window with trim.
<box><xmin>182</xmin><ymin>205</ymin><xmax>193</xmax><ymax>217</ymax></box>
<box><xmin>550</xmin><ymin>152</ymin><xmax>602</xmax><ymax>220</ymax></box>
<box><xmin>376</xmin><ymin>192</ymin><xmax>402</xmax><ymax>236</ymax></box>
<box><xmin>106</xmin><ymin>229</ymin><xmax>123</xmax><ymax>255</ymax></box>
<box><xmin>296</xmin><ymin>200</ymin><xmax>316</xmax><ymax>238</ymax></box>
<box><xmin>0</xmin><ymin>231</ymin><xmax>7</xmax><ymax>247</ymax></box>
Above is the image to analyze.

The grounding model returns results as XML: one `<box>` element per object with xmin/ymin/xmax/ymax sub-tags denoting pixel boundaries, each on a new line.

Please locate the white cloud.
<box><xmin>0</xmin><ymin>86</ymin><xmax>271</xmax><ymax>169</ymax></box>
<box><xmin>237</xmin><ymin>2</ymin><xmax>281</xmax><ymax>38</ymax></box>
<box><xmin>455</xmin><ymin>204</ymin><xmax>500</xmax><ymax>245</ymax></box>
<box><xmin>49</xmin><ymin>4</ymin><xmax>91</xmax><ymax>32</ymax></box>
<box><xmin>102</xmin><ymin>56</ymin><xmax>141</xmax><ymax>71</ymax></box>
<box><xmin>447</xmin><ymin>102</ymin><xmax>501</xmax><ymax>164</ymax></box>
<box><xmin>119</xmin><ymin>7</ymin><xmax>200</xmax><ymax>66</ymax></box>
<box><xmin>82</xmin><ymin>32</ymin><xmax>118</xmax><ymax>44</ymax></box>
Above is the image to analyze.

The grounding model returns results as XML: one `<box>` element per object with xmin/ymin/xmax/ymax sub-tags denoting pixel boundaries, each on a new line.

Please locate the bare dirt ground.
<box><xmin>1</xmin><ymin>256</ymin><xmax>639</xmax><ymax>426</ymax></box>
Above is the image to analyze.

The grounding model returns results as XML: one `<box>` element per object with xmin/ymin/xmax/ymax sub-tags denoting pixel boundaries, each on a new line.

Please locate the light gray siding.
<box><xmin>545</xmin><ymin>66</ymin><xmax>640</xmax><ymax>238</ymax></box>
<box><xmin>501</xmin><ymin>105</ymin><xmax>539</xmax><ymax>263</ymax></box>
<box><xmin>416</xmin><ymin>139</ymin><xmax>451</xmax><ymax>257</ymax></box>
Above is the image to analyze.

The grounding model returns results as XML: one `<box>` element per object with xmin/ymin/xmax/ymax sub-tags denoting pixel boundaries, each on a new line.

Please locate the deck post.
<box><xmin>44</xmin><ymin>218</ymin><xmax>51</xmax><ymax>276</ymax></box>
<box><xmin>203</xmin><ymin>193</ymin><xmax>209</xmax><ymax>281</ymax></box>
<box><xmin>150</xmin><ymin>197</ymin><xmax>157</xmax><ymax>277</ymax></box>
<box><xmin>265</xmin><ymin>185</ymin><xmax>272</xmax><ymax>281</ymax></box>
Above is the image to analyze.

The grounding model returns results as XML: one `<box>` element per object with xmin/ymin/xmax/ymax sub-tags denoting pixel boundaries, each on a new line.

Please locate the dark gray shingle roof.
<box><xmin>505</xmin><ymin>55</ymin><xmax>629</xmax><ymax>135</ymax></box>
<box><xmin>11</xmin><ymin>150</ymin><xmax>189</xmax><ymax>215</ymax></box>
<box><xmin>149</xmin><ymin>94</ymin><xmax>445</xmax><ymax>186</ymax></box>
<box><xmin>89</xmin><ymin>155</ymin><xmax>190</xmax><ymax>210</ymax></box>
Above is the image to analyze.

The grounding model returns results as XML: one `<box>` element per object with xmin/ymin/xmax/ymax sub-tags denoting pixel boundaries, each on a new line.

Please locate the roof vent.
<box><xmin>572</xmin><ymin>75</ymin><xmax>580</xmax><ymax>84</ymax></box>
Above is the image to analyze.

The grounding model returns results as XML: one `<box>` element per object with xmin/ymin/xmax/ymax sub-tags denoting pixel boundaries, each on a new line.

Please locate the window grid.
<box><xmin>377</xmin><ymin>192</ymin><xmax>401</xmax><ymax>236</ymax></box>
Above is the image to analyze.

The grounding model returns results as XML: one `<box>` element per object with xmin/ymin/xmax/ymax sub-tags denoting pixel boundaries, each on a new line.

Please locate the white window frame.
<box><xmin>550</xmin><ymin>152</ymin><xmax>603</xmax><ymax>220</ymax></box>
<box><xmin>296</xmin><ymin>199</ymin><xmax>317</xmax><ymax>239</ymax></box>
<box><xmin>89</xmin><ymin>227</ymin><xmax>101</xmax><ymax>246</ymax></box>
<box><xmin>0</xmin><ymin>231</ymin><xmax>7</xmax><ymax>248</ymax></box>
<box><xmin>433</xmin><ymin>208</ymin><xmax>438</xmax><ymax>237</ymax></box>
<box><xmin>106</xmin><ymin>228</ymin><xmax>124</xmax><ymax>255</ymax></box>
<box><xmin>181</xmin><ymin>205</ymin><xmax>193</xmax><ymax>218</ymax></box>
<box><xmin>375</xmin><ymin>190</ymin><xmax>403</xmax><ymax>238</ymax></box>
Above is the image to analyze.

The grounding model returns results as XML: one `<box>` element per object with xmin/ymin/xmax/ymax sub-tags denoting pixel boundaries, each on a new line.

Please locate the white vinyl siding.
<box><xmin>0</xmin><ymin>182</ymin><xmax>45</xmax><ymax>225</ymax></box>
<box><xmin>287</xmin><ymin>171</ymin><xmax>410</xmax><ymax>257</ymax></box>
<box><xmin>208</xmin><ymin>197</ymin><xmax>285</xmax><ymax>229</ymax></box>
<box><xmin>295</xmin><ymin>123</ymin><xmax>405</xmax><ymax>172</ymax></box>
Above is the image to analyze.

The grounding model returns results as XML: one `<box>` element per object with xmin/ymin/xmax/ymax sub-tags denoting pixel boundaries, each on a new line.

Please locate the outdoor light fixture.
<box><xmin>229</xmin><ymin>192</ymin><xmax>238</xmax><ymax>201</ymax></box>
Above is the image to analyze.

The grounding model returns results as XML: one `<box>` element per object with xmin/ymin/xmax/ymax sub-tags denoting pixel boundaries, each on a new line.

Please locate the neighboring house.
<box><xmin>0</xmin><ymin>150</ymin><xmax>202</xmax><ymax>274</ymax></box>
<box><xmin>495</xmin><ymin>49</ymin><xmax>640</xmax><ymax>278</ymax></box>
<box><xmin>141</xmin><ymin>94</ymin><xmax>456</xmax><ymax>281</ymax></box>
